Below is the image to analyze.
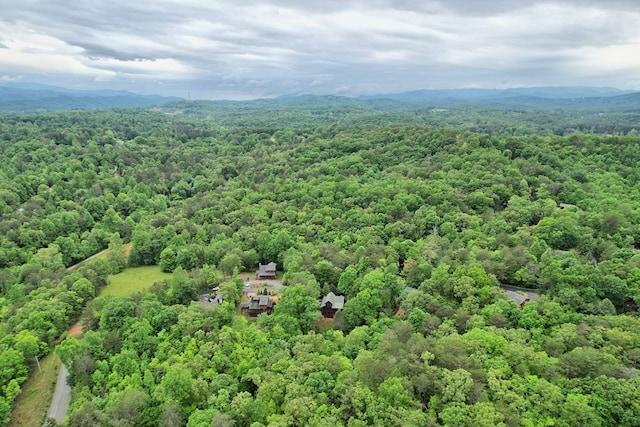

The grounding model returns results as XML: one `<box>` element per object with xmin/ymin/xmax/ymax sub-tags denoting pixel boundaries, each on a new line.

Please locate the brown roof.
<box><xmin>395</xmin><ymin>307</ymin><xmax>407</xmax><ymax>317</ymax></box>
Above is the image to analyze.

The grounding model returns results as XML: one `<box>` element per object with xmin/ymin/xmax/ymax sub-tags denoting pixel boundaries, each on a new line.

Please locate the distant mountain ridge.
<box><xmin>1</xmin><ymin>83</ymin><xmax>639</xmax><ymax>114</ymax></box>
<box><xmin>0</xmin><ymin>83</ymin><xmax>181</xmax><ymax>113</ymax></box>
<box><xmin>359</xmin><ymin>86</ymin><xmax>640</xmax><ymax>111</ymax></box>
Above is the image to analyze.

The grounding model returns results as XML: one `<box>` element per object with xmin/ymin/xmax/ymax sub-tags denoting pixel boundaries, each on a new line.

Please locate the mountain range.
<box><xmin>0</xmin><ymin>83</ymin><xmax>180</xmax><ymax>113</ymax></box>
<box><xmin>359</xmin><ymin>87</ymin><xmax>640</xmax><ymax>111</ymax></box>
<box><xmin>0</xmin><ymin>83</ymin><xmax>639</xmax><ymax>114</ymax></box>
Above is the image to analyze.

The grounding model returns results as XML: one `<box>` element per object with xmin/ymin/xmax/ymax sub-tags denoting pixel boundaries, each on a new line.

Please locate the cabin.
<box><xmin>505</xmin><ymin>290</ymin><xmax>530</xmax><ymax>309</ymax></box>
<box><xmin>394</xmin><ymin>307</ymin><xmax>407</xmax><ymax>318</ymax></box>
<box><xmin>240</xmin><ymin>295</ymin><xmax>275</xmax><ymax>316</ymax></box>
<box><xmin>319</xmin><ymin>292</ymin><xmax>345</xmax><ymax>318</ymax></box>
<box><xmin>256</xmin><ymin>262</ymin><xmax>277</xmax><ymax>279</ymax></box>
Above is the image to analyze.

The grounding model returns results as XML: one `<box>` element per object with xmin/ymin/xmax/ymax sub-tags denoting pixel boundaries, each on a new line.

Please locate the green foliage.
<box><xmin>98</xmin><ymin>296</ymin><xmax>137</xmax><ymax>331</ymax></box>
<box><xmin>168</xmin><ymin>271</ymin><xmax>198</xmax><ymax>305</ymax></box>
<box><xmin>342</xmin><ymin>289</ymin><xmax>382</xmax><ymax>330</ymax></box>
<box><xmin>271</xmin><ymin>284</ymin><xmax>321</xmax><ymax>334</ymax></box>
<box><xmin>107</xmin><ymin>234</ymin><xmax>128</xmax><ymax>274</ymax></box>
<box><xmin>219</xmin><ymin>253</ymin><xmax>242</xmax><ymax>278</ymax></box>
<box><xmin>160</xmin><ymin>247</ymin><xmax>178</xmax><ymax>273</ymax></box>
<box><xmin>2</xmin><ymin>107</ymin><xmax>640</xmax><ymax>427</ymax></box>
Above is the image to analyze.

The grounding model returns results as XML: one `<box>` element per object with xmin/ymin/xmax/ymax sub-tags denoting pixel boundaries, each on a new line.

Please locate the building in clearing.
<box><xmin>320</xmin><ymin>292</ymin><xmax>345</xmax><ymax>318</ymax></box>
<box><xmin>256</xmin><ymin>262</ymin><xmax>277</xmax><ymax>279</ymax></box>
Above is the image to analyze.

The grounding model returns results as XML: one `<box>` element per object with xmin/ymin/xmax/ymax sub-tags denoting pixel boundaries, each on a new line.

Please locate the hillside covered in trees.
<box><xmin>1</xmin><ymin>104</ymin><xmax>640</xmax><ymax>426</ymax></box>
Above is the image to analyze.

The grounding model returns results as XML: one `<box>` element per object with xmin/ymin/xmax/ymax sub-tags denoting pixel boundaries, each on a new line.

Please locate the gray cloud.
<box><xmin>0</xmin><ymin>0</ymin><xmax>639</xmax><ymax>98</ymax></box>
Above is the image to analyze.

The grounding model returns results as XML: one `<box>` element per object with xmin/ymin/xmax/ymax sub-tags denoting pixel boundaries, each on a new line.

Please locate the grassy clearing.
<box><xmin>100</xmin><ymin>265</ymin><xmax>173</xmax><ymax>297</ymax></box>
<box><xmin>9</xmin><ymin>353</ymin><xmax>60</xmax><ymax>427</ymax></box>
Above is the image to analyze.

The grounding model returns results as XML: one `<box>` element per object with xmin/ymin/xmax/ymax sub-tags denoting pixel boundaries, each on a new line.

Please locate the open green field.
<box><xmin>100</xmin><ymin>265</ymin><xmax>173</xmax><ymax>297</ymax></box>
<box><xmin>9</xmin><ymin>352</ymin><xmax>60</xmax><ymax>427</ymax></box>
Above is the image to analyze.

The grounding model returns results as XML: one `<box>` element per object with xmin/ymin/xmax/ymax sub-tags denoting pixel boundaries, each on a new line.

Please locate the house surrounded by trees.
<box><xmin>241</xmin><ymin>295</ymin><xmax>275</xmax><ymax>316</ymax></box>
<box><xmin>505</xmin><ymin>290</ymin><xmax>530</xmax><ymax>309</ymax></box>
<box><xmin>256</xmin><ymin>262</ymin><xmax>277</xmax><ymax>279</ymax></box>
<box><xmin>320</xmin><ymin>291</ymin><xmax>345</xmax><ymax>318</ymax></box>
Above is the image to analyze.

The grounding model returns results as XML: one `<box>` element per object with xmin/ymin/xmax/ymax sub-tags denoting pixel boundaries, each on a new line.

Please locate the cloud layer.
<box><xmin>1</xmin><ymin>0</ymin><xmax>639</xmax><ymax>99</ymax></box>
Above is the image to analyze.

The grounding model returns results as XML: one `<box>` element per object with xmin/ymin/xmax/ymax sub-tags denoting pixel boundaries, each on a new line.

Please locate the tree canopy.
<box><xmin>1</xmin><ymin>105</ymin><xmax>640</xmax><ymax>426</ymax></box>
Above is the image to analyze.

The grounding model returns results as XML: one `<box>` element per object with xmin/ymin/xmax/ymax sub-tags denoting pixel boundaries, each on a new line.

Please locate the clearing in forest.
<box><xmin>100</xmin><ymin>265</ymin><xmax>173</xmax><ymax>297</ymax></box>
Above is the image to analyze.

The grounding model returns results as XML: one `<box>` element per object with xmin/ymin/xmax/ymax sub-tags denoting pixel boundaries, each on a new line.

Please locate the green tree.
<box><xmin>154</xmin><ymin>365</ymin><xmax>194</xmax><ymax>407</ymax></box>
<box><xmin>170</xmin><ymin>274</ymin><xmax>198</xmax><ymax>305</ymax></box>
<box><xmin>219</xmin><ymin>253</ymin><xmax>242</xmax><ymax>278</ymax></box>
<box><xmin>107</xmin><ymin>234</ymin><xmax>127</xmax><ymax>273</ymax></box>
<box><xmin>71</xmin><ymin>278</ymin><xmax>95</xmax><ymax>303</ymax></box>
<box><xmin>219</xmin><ymin>280</ymin><xmax>241</xmax><ymax>305</ymax></box>
<box><xmin>98</xmin><ymin>296</ymin><xmax>137</xmax><ymax>331</ymax></box>
<box><xmin>342</xmin><ymin>288</ymin><xmax>382</xmax><ymax>330</ymax></box>
<box><xmin>104</xmin><ymin>389</ymin><xmax>150</xmax><ymax>427</ymax></box>
<box><xmin>0</xmin><ymin>349</ymin><xmax>27</xmax><ymax>389</ymax></box>
<box><xmin>160</xmin><ymin>247</ymin><xmax>178</xmax><ymax>273</ymax></box>
<box><xmin>272</xmin><ymin>284</ymin><xmax>321</xmax><ymax>334</ymax></box>
<box><xmin>67</xmin><ymin>401</ymin><xmax>104</xmax><ymax>427</ymax></box>
<box><xmin>14</xmin><ymin>329</ymin><xmax>46</xmax><ymax>360</ymax></box>
<box><xmin>440</xmin><ymin>368</ymin><xmax>474</xmax><ymax>404</ymax></box>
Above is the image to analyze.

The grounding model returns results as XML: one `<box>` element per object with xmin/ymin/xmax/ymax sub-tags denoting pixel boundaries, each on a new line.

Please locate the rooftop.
<box><xmin>505</xmin><ymin>290</ymin><xmax>529</xmax><ymax>305</ymax></box>
<box><xmin>320</xmin><ymin>292</ymin><xmax>345</xmax><ymax>310</ymax></box>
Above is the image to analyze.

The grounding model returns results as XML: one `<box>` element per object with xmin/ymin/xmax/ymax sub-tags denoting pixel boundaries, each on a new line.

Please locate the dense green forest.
<box><xmin>160</xmin><ymin>97</ymin><xmax>640</xmax><ymax>136</ymax></box>
<box><xmin>1</xmin><ymin>104</ymin><xmax>640</xmax><ymax>426</ymax></box>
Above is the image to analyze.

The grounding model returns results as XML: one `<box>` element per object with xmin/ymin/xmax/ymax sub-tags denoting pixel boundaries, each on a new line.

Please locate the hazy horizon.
<box><xmin>2</xmin><ymin>1</ymin><xmax>639</xmax><ymax>100</ymax></box>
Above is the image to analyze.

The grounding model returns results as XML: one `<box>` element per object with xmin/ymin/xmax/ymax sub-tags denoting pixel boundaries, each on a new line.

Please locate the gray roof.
<box><xmin>247</xmin><ymin>295</ymin><xmax>274</xmax><ymax>310</ymax></box>
<box><xmin>505</xmin><ymin>290</ymin><xmax>528</xmax><ymax>305</ymax></box>
<box><xmin>256</xmin><ymin>262</ymin><xmax>277</xmax><ymax>275</ymax></box>
<box><xmin>321</xmin><ymin>292</ymin><xmax>345</xmax><ymax>310</ymax></box>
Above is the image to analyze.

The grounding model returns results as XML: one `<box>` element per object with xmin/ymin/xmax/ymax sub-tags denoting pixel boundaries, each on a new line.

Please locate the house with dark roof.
<box><xmin>240</xmin><ymin>295</ymin><xmax>275</xmax><ymax>316</ymax></box>
<box><xmin>256</xmin><ymin>262</ymin><xmax>277</xmax><ymax>279</ymax></box>
<box><xmin>505</xmin><ymin>290</ymin><xmax>530</xmax><ymax>309</ymax></box>
<box><xmin>320</xmin><ymin>292</ymin><xmax>345</xmax><ymax>318</ymax></box>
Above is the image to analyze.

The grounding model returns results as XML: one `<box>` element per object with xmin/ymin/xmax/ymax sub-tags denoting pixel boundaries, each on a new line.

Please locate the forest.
<box><xmin>0</xmin><ymin>102</ymin><xmax>640</xmax><ymax>426</ymax></box>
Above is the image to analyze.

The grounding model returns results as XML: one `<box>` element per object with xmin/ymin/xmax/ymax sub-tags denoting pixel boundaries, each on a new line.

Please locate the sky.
<box><xmin>0</xmin><ymin>0</ymin><xmax>639</xmax><ymax>100</ymax></box>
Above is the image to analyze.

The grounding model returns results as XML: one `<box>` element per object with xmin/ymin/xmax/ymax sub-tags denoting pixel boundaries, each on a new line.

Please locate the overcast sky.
<box><xmin>1</xmin><ymin>0</ymin><xmax>639</xmax><ymax>99</ymax></box>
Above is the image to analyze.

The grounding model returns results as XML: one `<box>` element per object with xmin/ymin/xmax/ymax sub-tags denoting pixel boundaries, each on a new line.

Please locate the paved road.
<box><xmin>46</xmin><ymin>363</ymin><xmax>70</xmax><ymax>424</ymax></box>
<box><xmin>500</xmin><ymin>284</ymin><xmax>541</xmax><ymax>300</ymax></box>
<box><xmin>199</xmin><ymin>293</ymin><xmax>222</xmax><ymax>308</ymax></box>
<box><xmin>243</xmin><ymin>279</ymin><xmax>283</xmax><ymax>293</ymax></box>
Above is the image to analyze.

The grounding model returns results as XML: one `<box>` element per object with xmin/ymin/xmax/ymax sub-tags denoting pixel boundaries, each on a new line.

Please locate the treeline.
<box><xmin>0</xmin><ymin>109</ymin><xmax>639</xmax><ymax>425</ymax></box>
